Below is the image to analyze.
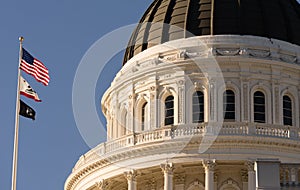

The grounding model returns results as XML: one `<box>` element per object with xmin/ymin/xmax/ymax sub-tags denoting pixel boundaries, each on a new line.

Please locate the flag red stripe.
<box><xmin>21</xmin><ymin>60</ymin><xmax>49</xmax><ymax>78</ymax></box>
<box><xmin>21</xmin><ymin>48</ymin><xmax>50</xmax><ymax>86</ymax></box>
<box><xmin>21</xmin><ymin>60</ymin><xmax>50</xmax><ymax>80</ymax></box>
<box><xmin>20</xmin><ymin>63</ymin><xmax>50</xmax><ymax>83</ymax></box>
<box><xmin>20</xmin><ymin>65</ymin><xmax>49</xmax><ymax>84</ymax></box>
<box><xmin>33</xmin><ymin>60</ymin><xmax>49</xmax><ymax>73</ymax></box>
<box><xmin>21</xmin><ymin>67</ymin><xmax>49</xmax><ymax>86</ymax></box>
<box><xmin>20</xmin><ymin>91</ymin><xmax>42</xmax><ymax>102</ymax></box>
<box><xmin>20</xmin><ymin>67</ymin><xmax>49</xmax><ymax>86</ymax></box>
<box><xmin>34</xmin><ymin>58</ymin><xmax>47</xmax><ymax>69</ymax></box>
<box><xmin>20</xmin><ymin>63</ymin><xmax>49</xmax><ymax>85</ymax></box>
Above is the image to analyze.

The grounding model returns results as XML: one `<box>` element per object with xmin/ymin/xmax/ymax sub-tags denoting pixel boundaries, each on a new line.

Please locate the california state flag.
<box><xmin>20</xmin><ymin>76</ymin><xmax>41</xmax><ymax>102</ymax></box>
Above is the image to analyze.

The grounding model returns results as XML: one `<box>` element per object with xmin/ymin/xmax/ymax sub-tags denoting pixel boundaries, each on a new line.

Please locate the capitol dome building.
<box><xmin>65</xmin><ymin>0</ymin><xmax>300</xmax><ymax>189</ymax></box>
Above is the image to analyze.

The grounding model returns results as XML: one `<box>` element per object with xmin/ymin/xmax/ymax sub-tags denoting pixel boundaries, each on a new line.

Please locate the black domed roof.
<box><xmin>123</xmin><ymin>0</ymin><xmax>300</xmax><ymax>64</ymax></box>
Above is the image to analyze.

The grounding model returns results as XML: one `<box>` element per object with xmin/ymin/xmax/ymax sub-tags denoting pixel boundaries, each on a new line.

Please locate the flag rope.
<box><xmin>11</xmin><ymin>36</ymin><xmax>23</xmax><ymax>190</ymax></box>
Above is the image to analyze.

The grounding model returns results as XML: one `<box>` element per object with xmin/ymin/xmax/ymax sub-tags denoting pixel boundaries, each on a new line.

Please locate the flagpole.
<box><xmin>11</xmin><ymin>36</ymin><xmax>24</xmax><ymax>190</ymax></box>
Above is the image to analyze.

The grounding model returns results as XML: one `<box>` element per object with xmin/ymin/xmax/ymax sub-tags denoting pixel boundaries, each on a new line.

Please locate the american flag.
<box><xmin>20</xmin><ymin>48</ymin><xmax>50</xmax><ymax>86</ymax></box>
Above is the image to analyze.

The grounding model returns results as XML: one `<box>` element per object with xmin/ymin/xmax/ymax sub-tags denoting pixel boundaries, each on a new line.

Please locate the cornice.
<box><xmin>65</xmin><ymin>134</ymin><xmax>300</xmax><ymax>190</ymax></box>
<box><xmin>102</xmin><ymin>35</ymin><xmax>300</xmax><ymax>109</ymax></box>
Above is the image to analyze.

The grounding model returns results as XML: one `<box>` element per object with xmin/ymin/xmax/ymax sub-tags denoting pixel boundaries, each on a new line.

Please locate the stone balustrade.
<box><xmin>74</xmin><ymin>122</ymin><xmax>300</xmax><ymax>170</ymax></box>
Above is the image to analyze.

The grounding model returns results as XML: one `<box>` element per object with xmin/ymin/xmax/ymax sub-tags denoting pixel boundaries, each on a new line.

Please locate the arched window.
<box><xmin>223</xmin><ymin>90</ymin><xmax>235</xmax><ymax>120</ymax></box>
<box><xmin>141</xmin><ymin>102</ymin><xmax>148</xmax><ymax>131</ymax></box>
<box><xmin>165</xmin><ymin>95</ymin><xmax>174</xmax><ymax>125</ymax></box>
<box><xmin>283</xmin><ymin>95</ymin><xmax>292</xmax><ymax>126</ymax></box>
<box><xmin>254</xmin><ymin>91</ymin><xmax>265</xmax><ymax>123</ymax></box>
<box><xmin>192</xmin><ymin>91</ymin><xmax>204</xmax><ymax>123</ymax></box>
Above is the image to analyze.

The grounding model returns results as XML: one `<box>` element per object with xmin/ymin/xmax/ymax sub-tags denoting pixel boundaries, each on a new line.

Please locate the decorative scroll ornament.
<box><xmin>248</xmin><ymin>49</ymin><xmax>270</xmax><ymax>58</ymax></box>
<box><xmin>178</xmin><ymin>50</ymin><xmax>187</xmax><ymax>59</ymax></box>
<box><xmin>280</xmin><ymin>54</ymin><xmax>297</xmax><ymax>63</ymax></box>
<box><xmin>160</xmin><ymin>162</ymin><xmax>174</xmax><ymax>175</ymax></box>
<box><xmin>124</xmin><ymin>170</ymin><xmax>137</xmax><ymax>181</ymax></box>
<box><xmin>216</xmin><ymin>48</ymin><xmax>240</xmax><ymax>56</ymax></box>
<box><xmin>162</xmin><ymin>54</ymin><xmax>177</xmax><ymax>62</ymax></box>
<box><xmin>202</xmin><ymin>160</ymin><xmax>216</xmax><ymax>171</ymax></box>
<box><xmin>95</xmin><ymin>179</ymin><xmax>109</xmax><ymax>190</ymax></box>
<box><xmin>152</xmin><ymin>57</ymin><xmax>161</xmax><ymax>65</ymax></box>
<box><xmin>185</xmin><ymin>51</ymin><xmax>199</xmax><ymax>58</ymax></box>
<box><xmin>245</xmin><ymin>161</ymin><xmax>255</xmax><ymax>172</ymax></box>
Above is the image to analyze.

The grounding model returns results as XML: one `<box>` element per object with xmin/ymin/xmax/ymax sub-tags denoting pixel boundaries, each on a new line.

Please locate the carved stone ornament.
<box><xmin>174</xmin><ymin>174</ymin><xmax>185</xmax><ymax>184</ymax></box>
<box><xmin>124</xmin><ymin>170</ymin><xmax>137</xmax><ymax>181</ymax></box>
<box><xmin>150</xmin><ymin>86</ymin><xmax>156</xmax><ymax>91</ymax></box>
<box><xmin>177</xmin><ymin>80</ymin><xmax>184</xmax><ymax>86</ymax></box>
<box><xmin>280</xmin><ymin>54</ymin><xmax>297</xmax><ymax>63</ymax></box>
<box><xmin>220</xmin><ymin>178</ymin><xmax>239</xmax><ymax>187</ymax></box>
<box><xmin>239</xmin><ymin>48</ymin><xmax>249</xmax><ymax>56</ymax></box>
<box><xmin>152</xmin><ymin>57</ymin><xmax>161</xmax><ymax>65</ymax></box>
<box><xmin>162</xmin><ymin>54</ymin><xmax>177</xmax><ymax>62</ymax></box>
<box><xmin>178</xmin><ymin>50</ymin><xmax>187</xmax><ymax>59</ymax></box>
<box><xmin>132</xmin><ymin>66</ymin><xmax>138</xmax><ymax>72</ymax></box>
<box><xmin>240</xmin><ymin>169</ymin><xmax>248</xmax><ymax>182</ymax></box>
<box><xmin>186</xmin><ymin>51</ymin><xmax>199</xmax><ymax>58</ymax></box>
<box><xmin>248</xmin><ymin>49</ymin><xmax>270</xmax><ymax>58</ymax></box>
<box><xmin>202</xmin><ymin>160</ymin><xmax>216</xmax><ymax>171</ymax></box>
<box><xmin>150</xmin><ymin>177</ymin><xmax>157</xmax><ymax>189</ymax></box>
<box><xmin>216</xmin><ymin>48</ymin><xmax>240</xmax><ymax>56</ymax></box>
<box><xmin>194</xmin><ymin>82</ymin><xmax>200</xmax><ymax>89</ymax></box>
<box><xmin>95</xmin><ymin>179</ymin><xmax>108</xmax><ymax>190</ymax></box>
<box><xmin>245</xmin><ymin>161</ymin><xmax>254</xmax><ymax>172</ymax></box>
<box><xmin>161</xmin><ymin>163</ymin><xmax>174</xmax><ymax>175</ymax></box>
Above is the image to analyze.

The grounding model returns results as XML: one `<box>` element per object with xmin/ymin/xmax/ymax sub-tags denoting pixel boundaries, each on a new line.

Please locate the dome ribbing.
<box><xmin>123</xmin><ymin>0</ymin><xmax>300</xmax><ymax>64</ymax></box>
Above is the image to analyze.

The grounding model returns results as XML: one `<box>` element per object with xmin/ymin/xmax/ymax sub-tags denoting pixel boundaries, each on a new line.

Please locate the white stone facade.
<box><xmin>65</xmin><ymin>35</ymin><xmax>300</xmax><ymax>190</ymax></box>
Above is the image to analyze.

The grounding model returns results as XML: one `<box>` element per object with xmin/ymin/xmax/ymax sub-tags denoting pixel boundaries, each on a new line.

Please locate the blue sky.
<box><xmin>0</xmin><ymin>1</ymin><xmax>151</xmax><ymax>190</ymax></box>
<box><xmin>1</xmin><ymin>1</ymin><xmax>300</xmax><ymax>190</ymax></box>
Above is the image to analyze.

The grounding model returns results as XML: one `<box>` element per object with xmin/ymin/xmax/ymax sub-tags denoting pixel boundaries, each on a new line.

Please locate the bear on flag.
<box><xmin>20</xmin><ymin>76</ymin><xmax>41</xmax><ymax>102</ymax></box>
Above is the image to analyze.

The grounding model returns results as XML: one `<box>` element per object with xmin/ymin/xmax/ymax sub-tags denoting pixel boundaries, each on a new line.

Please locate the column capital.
<box><xmin>160</xmin><ymin>162</ymin><xmax>174</xmax><ymax>175</ymax></box>
<box><xmin>245</xmin><ymin>161</ymin><xmax>255</xmax><ymax>172</ymax></box>
<box><xmin>95</xmin><ymin>179</ymin><xmax>109</xmax><ymax>190</ymax></box>
<box><xmin>124</xmin><ymin>170</ymin><xmax>137</xmax><ymax>181</ymax></box>
<box><xmin>202</xmin><ymin>160</ymin><xmax>216</xmax><ymax>171</ymax></box>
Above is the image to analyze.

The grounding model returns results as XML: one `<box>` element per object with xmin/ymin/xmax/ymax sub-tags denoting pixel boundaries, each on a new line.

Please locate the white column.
<box><xmin>161</xmin><ymin>163</ymin><xmax>174</xmax><ymax>190</ymax></box>
<box><xmin>203</xmin><ymin>160</ymin><xmax>216</xmax><ymax>190</ymax></box>
<box><xmin>124</xmin><ymin>170</ymin><xmax>137</xmax><ymax>190</ymax></box>
<box><xmin>129</xmin><ymin>93</ymin><xmax>136</xmax><ymax>134</ymax></box>
<box><xmin>240</xmin><ymin>66</ymin><xmax>250</xmax><ymax>122</ymax></box>
<box><xmin>245</xmin><ymin>161</ymin><xmax>255</xmax><ymax>190</ymax></box>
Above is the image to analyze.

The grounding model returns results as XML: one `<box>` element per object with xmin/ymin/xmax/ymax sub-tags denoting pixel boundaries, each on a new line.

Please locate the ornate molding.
<box><xmin>220</xmin><ymin>178</ymin><xmax>240</xmax><ymax>189</ymax></box>
<box><xmin>66</xmin><ymin>129</ymin><xmax>300</xmax><ymax>190</ymax></box>
<box><xmin>245</xmin><ymin>161</ymin><xmax>255</xmax><ymax>172</ymax></box>
<box><xmin>248</xmin><ymin>49</ymin><xmax>270</xmax><ymax>58</ymax></box>
<box><xmin>241</xmin><ymin>169</ymin><xmax>248</xmax><ymax>182</ymax></box>
<box><xmin>124</xmin><ymin>170</ymin><xmax>137</xmax><ymax>181</ymax></box>
<box><xmin>160</xmin><ymin>162</ymin><xmax>174</xmax><ymax>175</ymax></box>
<box><xmin>174</xmin><ymin>174</ymin><xmax>185</xmax><ymax>184</ymax></box>
<box><xmin>280</xmin><ymin>54</ymin><xmax>297</xmax><ymax>63</ymax></box>
<box><xmin>202</xmin><ymin>160</ymin><xmax>216</xmax><ymax>171</ymax></box>
<box><xmin>95</xmin><ymin>179</ymin><xmax>109</xmax><ymax>190</ymax></box>
<box><xmin>216</xmin><ymin>48</ymin><xmax>241</xmax><ymax>56</ymax></box>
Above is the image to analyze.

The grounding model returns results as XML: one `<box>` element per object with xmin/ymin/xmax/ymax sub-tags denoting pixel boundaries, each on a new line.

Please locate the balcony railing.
<box><xmin>74</xmin><ymin>122</ymin><xmax>300</xmax><ymax>170</ymax></box>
